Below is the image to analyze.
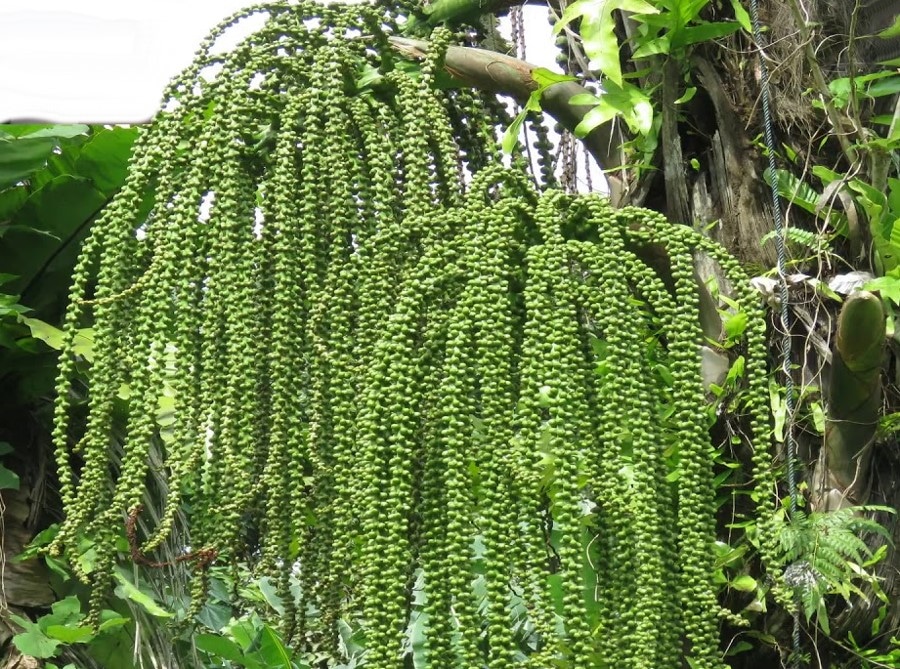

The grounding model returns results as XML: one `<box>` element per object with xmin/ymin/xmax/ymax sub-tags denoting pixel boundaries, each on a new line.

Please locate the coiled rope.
<box><xmin>747</xmin><ymin>0</ymin><xmax>803</xmax><ymax>664</ymax></box>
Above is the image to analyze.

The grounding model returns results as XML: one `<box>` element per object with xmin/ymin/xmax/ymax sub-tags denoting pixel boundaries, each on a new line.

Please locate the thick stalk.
<box><xmin>813</xmin><ymin>291</ymin><xmax>885</xmax><ymax>510</ymax></box>
<box><xmin>388</xmin><ymin>37</ymin><xmax>625</xmax><ymax>176</ymax></box>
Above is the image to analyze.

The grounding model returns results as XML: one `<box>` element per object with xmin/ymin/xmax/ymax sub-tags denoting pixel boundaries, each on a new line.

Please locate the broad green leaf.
<box><xmin>47</xmin><ymin>595</ymin><xmax>83</xmax><ymax>620</ymax></box>
<box><xmin>75</xmin><ymin>126</ymin><xmax>138</xmax><ymax>195</ymax></box>
<box><xmin>868</xmin><ymin>76</ymin><xmax>900</xmax><ymax>99</ymax></box>
<box><xmin>44</xmin><ymin>556</ymin><xmax>70</xmax><ymax>580</ymax></box>
<box><xmin>13</xmin><ymin>625</ymin><xmax>60</xmax><ymax>659</ymax></box>
<box><xmin>0</xmin><ymin>442</ymin><xmax>12</xmax><ymax>455</ymax></box>
<box><xmin>0</xmin><ymin>186</ymin><xmax>28</xmax><ymax>221</ymax></box>
<box><xmin>578</xmin><ymin>80</ymin><xmax>653</xmax><ymax>136</ymax></box>
<box><xmin>828</xmin><ymin>76</ymin><xmax>853</xmax><ymax>107</ymax></box>
<box><xmin>580</xmin><ymin>5</ymin><xmax>623</xmax><ymax>85</ymax></box>
<box><xmin>0</xmin><ymin>137</ymin><xmax>57</xmax><ymax>189</ymax></box>
<box><xmin>553</xmin><ymin>0</ymin><xmax>658</xmax><ymax>85</ymax></box>
<box><xmin>725</xmin><ymin>355</ymin><xmax>745</xmax><ymax>386</ymax></box>
<box><xmin>674</xmin><ymin>0</ymin><xmax>711</xmax><ymax>26</ymax></box>
<box><xmin>356</xmin><ymin>64</ymin><xmax>383</xmax><ymax>90</ymax></box>
<box><xmin>0</xmin><ymin>175</ymin><xmax>106</xmax><ymax>300</ymax></box>
<box><xmin>888</xmin><ymin>178</ymin><xmax>900</xmax><ymax>216</ymax></box>
<box><xmin>864</xmin><ymin>276</ymin><xmax>900</xmax><ymax>305</ymax></box>
<box><xmin>769</xmin><ymin>380</ymin><xmax>786</xmax><ymax>443</ymax></box>
<box><xmin>500</xmin><ymin>109</ymin><xmax>528</xmax><ymax>154</ymax></box>
<box><xmin>731</xmin><ymin>574</ymin><xmax>757</xmax><ymax>591</ymax></box>
<box><xmin>726</xmin><ymin>640</ymin><xmax>754</xmax><ymax>656</ymax></box>
<box><xmin>0</xmin><ymin>464</ymin><xmax>20</xmax><ymax>490</ymax></box>
<box><xmin>113</xmin><ymin>572</ymin><xmax>173</xmax><ymax>618</ymax></box>
<box><xmin>671</xmin><ymin>21</ymin><xmax>741</xmax><ymax>49</ymax></box>
<box><xmin>97</xmin><ymin>614</ymin><xmax>130</xmax><ymax>633</ymax></box>
<box><xmin>728</xmin><ymin>0</ymin><xmax>751</xmax><ymax>32</ymax></box>
<box><xmin>19</xmin><ymin>318</ymin><xmax>94</xmax><ymax>361</ymax></box>
<box><xmin>44</xmin><ymin>625</ymin><xmax>94</xmax><ymax>644</ymax></box>
<box><xmin>810</xmin><ymin>401</ymin><xmax>825</xmax><ymax>434</ymax></box>
<box><xmin>631</xmin><ymin>97</ymin><xmax>654</xmax><ymax>134</ymax></box>
<box><xmin>576</xmin><ymin>100</ymin><xmax>622</xmax><ymax>138</ymax></box>
<box><xmin>764</xmin><ymin>168</ymin><xmax>821</xmax><ymax>215</ymax></box>
<box><xmin>15</xmin><ymin>523</ymin><xmax>58</xmax><ymax>561</ymax></box>
<box><xmin>675</xmin><ymin>86</ymin><xmax>697</xmax><ymax>104</ymax></box>
<box><xmin>531</xmin><ymin>67</ymin><xmax>577</xmax><ymax>88</ymax></box>
<box><xmin>256</xmin><ymin>625</ymin><xmax>293</xmax><ymax>668</ymax></box>
<box><xmin>256</xmin><ymin>577</ymin><xmax>285</xmax><ymax>615</ymax></box>
<box><xmin>877</xmin><ymin>14</ymin><xmax>900</xmax><ymax>39</ymax></box>
<box><xmin>196</xmin><ymin>633</ymin><xmax>245</xmax><ymax>662</ymax></box>
<box><xmin>812</xmin><ymin>165</ymin><xmax>842</xmax><ymax>186</ymax></box>
<box><xmin>225</xmin><ymin>617</ymin><xmax>257</xmax><ymax>650</ymax></box>
<box><xmin>724</xmin><ymin>310</ymin><xmax>748</xmax><ymax>339</ymax></box>
<box><xmin>21</xmin><ymin>125</ymin><xmax>89</xmax><ymax>140</ymax></box>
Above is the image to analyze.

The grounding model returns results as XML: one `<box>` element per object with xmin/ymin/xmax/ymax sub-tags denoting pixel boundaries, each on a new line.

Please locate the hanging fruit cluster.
<box><xmin>49</xmin><ymin>2</ymin><xmax>771</xmax><ymax>668</ymax></box>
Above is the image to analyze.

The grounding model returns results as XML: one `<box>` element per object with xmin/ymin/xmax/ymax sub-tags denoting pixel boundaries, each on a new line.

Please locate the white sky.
<box><xmin>0</xmin><ymin>2</ymin><xmax>558</xmax><ymax>124</ymax></box>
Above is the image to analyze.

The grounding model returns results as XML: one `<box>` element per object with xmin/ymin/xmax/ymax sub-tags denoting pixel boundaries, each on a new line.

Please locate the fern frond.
<box><xmin>770</xmin><ymin>503</ymin><xmax>895</xmax><ymax>631</ymax></box>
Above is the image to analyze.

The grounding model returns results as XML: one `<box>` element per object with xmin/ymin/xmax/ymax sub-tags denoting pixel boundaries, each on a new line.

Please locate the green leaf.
<box><xmin>577</xmin><ymin>79</ymin><xmax>654</xmax><ymax>136</ymax></box>
<box><xmin>731</xmin><ymin>574</ymin><xmax>757</xmax><ymax>592</ymax></box>
<box><xmin>868</xmin><ymin>76</ymin><xmax>900</xmax><ymax>99</ymax></box>
<box><xmin>877</xmin><ymin>14</ymin><xmax>900</xmax><ymax>39</ymax></box>
<box><xmin>530</xmin><ymin>67</ymin><xmax>577</xmax><ymax>88</ymax></box>
<box><xmin>19</xmin><ymin>318</ymin><xmax>94</xmax><ymax>361</ymax></box>
<box><xmin>0</xmin><ymin>175</ymin><xmax>106</xmax><ymax>298</ymax></box>
<box><xmin>113</xmin><ymin>572</ymin><xmax>173</xmax><ymax>618</ymax></box>
<box><xmin>726</xmin><ymin>640</ymin><xmax>754</xmax><ymax>656</ymax></box>
<box><xmin>44</xmin><ymin>556</ymin><xmax>70</xmax><ymax>580</ymax></box>
<box><xmin>196</xmin><ymin>633</ymin><xmax>245</xmax><ymax>662</ymax></box>
<box><xmin>74</xmin><ymin>126</ymin><xmax>139</xmax><ymax>195</ymax></box>
<box><xmin>15</xmin><ymin>523</ymin><xmax>58</xmax><ymax>561</ymax></box>
<box><xmin>671</xmin><ymin>21</ymin><xmax>741</xmax><ymax>49</ymax></box>
<box><xmin>764</xmin><ymin>168</ymin><xmax>821</xmax><ymax>215</ymax></box>
<box><xmin>675</xmin><ymin>86</ymin><xmax>697</xmax><ymax>104</ymax></box>
<box><xmin>553</xmin><ymin>0</ymin><xmax>658</xmax><ymax>85</ymax></box>
<box><xmin>356</xmin><ymin>64</ymin><xmax>384</xmax><ymax>91</ymax></box>
<box><xmin>631</xmin><ymin>35</ymin><xmax>670</xmax><ymax>59</ymax></box>
<box><xmin>575</xmin><ymin>102</ymin><xmax>620</xmax><ymax>138</ymax></box>
<box><xmin>501</xmin><ymin>109</ymin><xmax>528</xmax><ymax>155</ymax></box>
<box><xmin>97</xmin><ymin>615</ymin><xmax>130</xmax><ymax>633</ymax></box>
<box><xmin>864</xmin><ymin>276</ymin><xmax>900</xmax><ymax>305</ymax></box>
<box><xmin>0</xmin><ymin>137</ymin><xmax>57</xmax><ymax>189</ymax></box>
<box><xmin>724</xmin><ymin>310</ymin><xmax>748</xmax><ymax>339</ymax></box>
<box><xmin>44</xmin><ymin>625</ymin><xmax>94</xmax><ymax>644</ymax></box>
<box><xmin>0</xmin><ymin>441</ymin><xmax>12</xmax><ymax>455</ymax></box>
<box><xmin>40</xmin><ymin>595</ymin><xmax>85</xmax><ymax>629</ymax></box>
<box><xmin>769</xmin><ymin>380</ymin><xmax>786</xmax><ymax>443</ymax></box>
<box><xmin>13</xmin><ymin>628</ymin><xmax>61</xmax><ymax>659</ymax></box>
<box><xmin>21</xmin><ymin>125</ymin><xmax>90</xmax><ymax>140</ymax></box>
<box><xmin>0</xmin><ymin>187</ymin><xmax>28</xmax><ymax>222</ymax></box>
<box><xmin>725</xmin><ymin>355</ymin><xmax>745</xmax><ymax>385</ymax></box>
<box><xmin>256</xmin><ymin>625</ymin><xmax>293</xmax><ymax>668</ymax></box>
<box><xmin>256</xmin><ymin>577</ymin><xmax>285</xmax><ymax>615</ymax></box>
<box><xmin>728</xmin><ymin>0</ymin><xmax>752</xmax><ymax>32</ymax></box>
<box><xmin>0</xmin><ymin>463</ymin><xmax>19</xmax><ymax>490</ymax></box>
<box><xmin>675</xmin><ymin>0</ymin><xmax>711</xmax><ymax>25</ymax></box>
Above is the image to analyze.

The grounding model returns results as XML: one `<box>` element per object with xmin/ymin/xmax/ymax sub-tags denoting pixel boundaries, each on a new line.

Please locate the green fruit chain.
<box><xmin>49</xmin><ymin>1</ymin><xmax>772</xmax><ymax>666</ymax></box>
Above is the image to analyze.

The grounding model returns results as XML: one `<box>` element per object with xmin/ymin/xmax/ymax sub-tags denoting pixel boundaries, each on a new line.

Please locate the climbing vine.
<box><xmin>47</xmin><ymin>2</ymin><xmax>772</xmax><ymax>667</ymax></box>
